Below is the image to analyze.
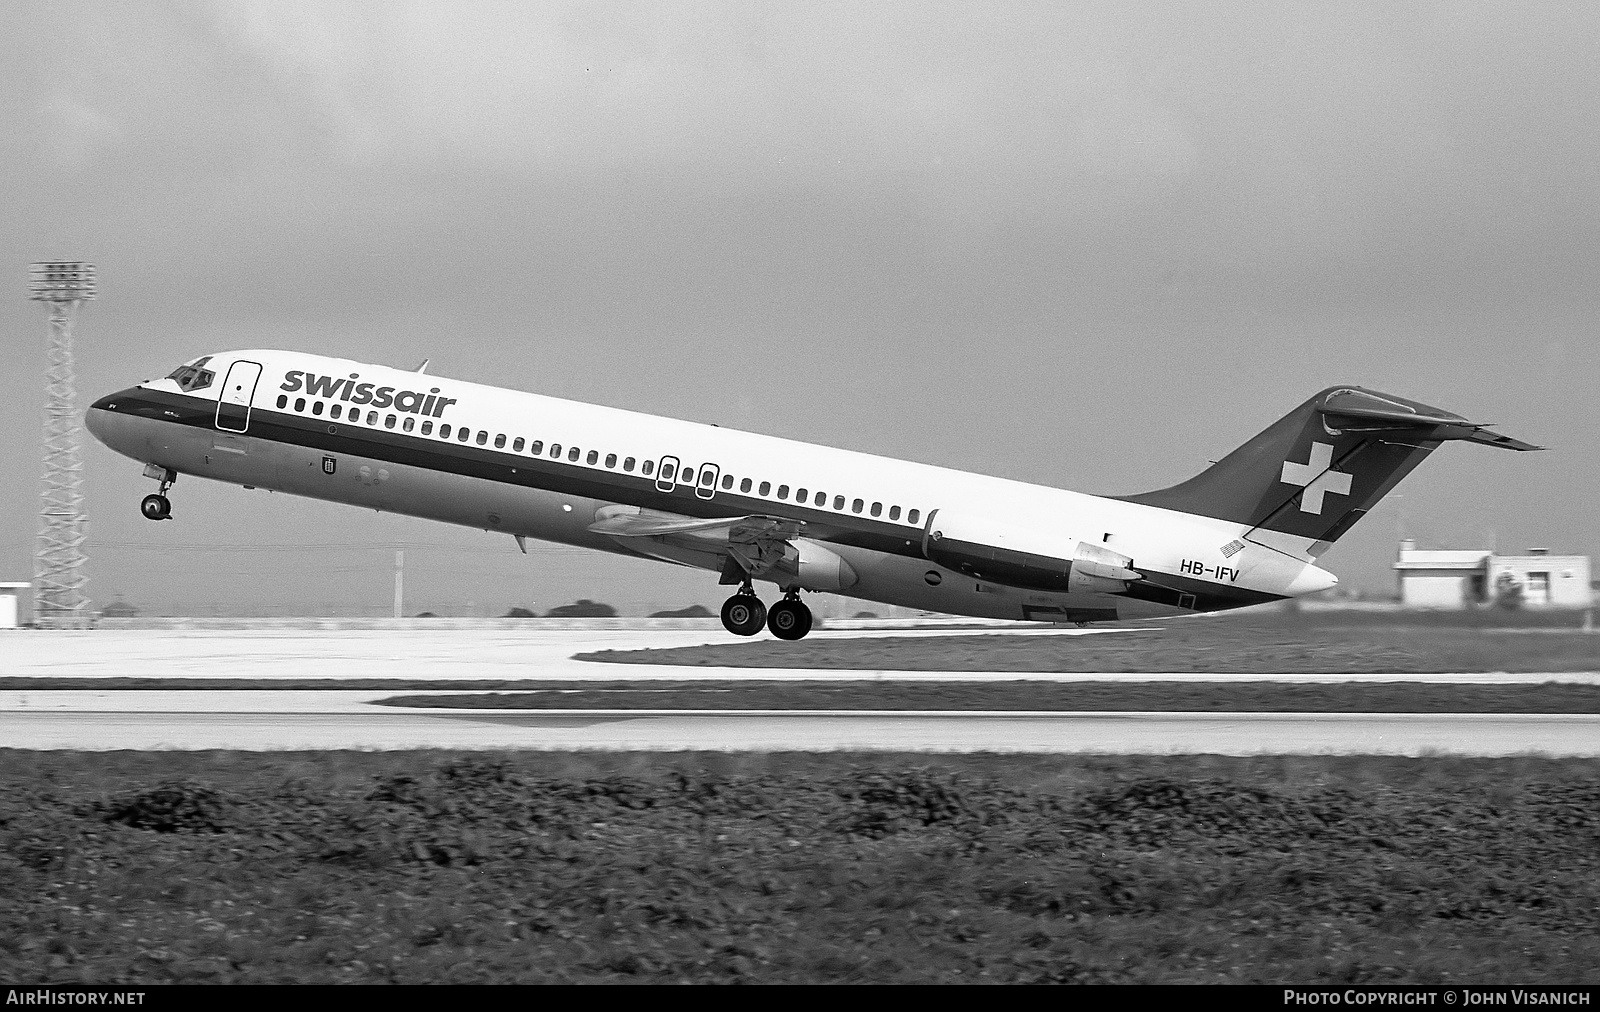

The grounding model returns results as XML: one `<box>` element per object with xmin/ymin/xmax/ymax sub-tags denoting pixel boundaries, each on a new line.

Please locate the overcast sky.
<box><xmin>3</xmin><ymin>1</ymin><xmax>1596</xmax><ymax>616</ymax></box>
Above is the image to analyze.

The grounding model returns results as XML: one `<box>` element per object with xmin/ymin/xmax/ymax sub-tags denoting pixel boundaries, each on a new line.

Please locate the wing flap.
<box><xmin>588</xmin><ymin>506</ymin><xmax>805</xmax><ymax>579</ymax></box>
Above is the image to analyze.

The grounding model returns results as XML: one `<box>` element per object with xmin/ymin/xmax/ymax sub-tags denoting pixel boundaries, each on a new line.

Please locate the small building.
<box><xmin>0</xmin><ymin>583</ymin><xmax>28</xmax><ymax>628</ymax></box>
<box><xmin>1394</xmin><ymin>540</ymin><xmax>1593</xmax><ymax>609</ymax></box>
<box><xmin>100</xmin><ymin>599</ymin><xmax>140</xmax><ymax>619</ymax></box>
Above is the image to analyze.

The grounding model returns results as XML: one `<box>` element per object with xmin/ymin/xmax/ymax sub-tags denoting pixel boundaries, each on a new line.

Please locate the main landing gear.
<box><xmin>766</xmin><ymin>591</ymin><xmax>812</xmax><ymax>641</ymax></box>
<box><xmin>140</xmin><ymin>465</ymin><xmax>176</xmax><ymax>521</ymax></box>
<box><xmin>718</xmin><ymin>585</ymin><xmax>814</xmax><ymax>640</ymax></box>
<box><xmin>719</xmin><ymin>585</ymin><xmax>767</xmax><ymax>637</ymax></box>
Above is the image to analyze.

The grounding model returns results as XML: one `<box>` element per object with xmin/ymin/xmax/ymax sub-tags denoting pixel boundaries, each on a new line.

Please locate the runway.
<box><xmin>2</xmin><ymin>625</ymin><xmax>1596</xmax><ymax>755</ymax></box>
<box><xmin>3</xmin><ymin>625</ymin><xmax>1596</xmax><ymax>683</ymax></box>
<box><xmin>3</xmin><ymin>705</ymin><xmax>1598</xmax><ymax>755</ymax></box>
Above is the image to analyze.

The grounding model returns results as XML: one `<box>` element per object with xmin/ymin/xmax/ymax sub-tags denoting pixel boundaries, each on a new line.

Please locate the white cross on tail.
<box><xmin>1280</xmin><ymin>441</ymin><xmax>1353</xmax><ymax>514</ymax></box>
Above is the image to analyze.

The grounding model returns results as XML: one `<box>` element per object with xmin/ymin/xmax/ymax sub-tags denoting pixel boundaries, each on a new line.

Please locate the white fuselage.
<box><xmin>86</xmin><ymin>350</ymin><xmax>1337</xmax><ymax>622</ymax></box>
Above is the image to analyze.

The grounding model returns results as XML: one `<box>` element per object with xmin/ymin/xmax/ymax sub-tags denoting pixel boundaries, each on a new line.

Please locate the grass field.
<box><xmin>5</xmin><ymin>612</ymin><xmax>1595</xmax><ymax>984</ymax></box>
<box><xmin>580</xmin><ymin>611</ymin><xmax>1600</xmax><ymax>673</ymax></box>
<box><xmin>2</xmin><ymin>751</ymin><xmax>1596</xmax><ymax>984</ymax></box>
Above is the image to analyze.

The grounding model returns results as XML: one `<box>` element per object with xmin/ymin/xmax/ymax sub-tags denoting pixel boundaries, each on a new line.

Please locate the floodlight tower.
<box><xmin>29</xmin><ymin>262</ymin><xmax>95</xmax><ymax>629</ymax></box>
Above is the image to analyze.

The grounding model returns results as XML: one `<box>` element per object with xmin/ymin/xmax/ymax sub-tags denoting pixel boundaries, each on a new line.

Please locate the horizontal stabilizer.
<box><xmin>1454</xmin><ymin>427</ymin><xmax>1543</xmax><ymax>452</ymax></box>
<box><xmin>1319</xmin><ymin>389</ymin><xmax>1467</xmax><ymax>429</ymax></box>
<box><xmin>1320</xmin><ymin>389</ymin><xmax>1543</xmax><ymax>450</ymax></box>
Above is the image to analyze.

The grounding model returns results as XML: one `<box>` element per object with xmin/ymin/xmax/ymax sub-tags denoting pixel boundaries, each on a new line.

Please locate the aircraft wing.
<box><xmin>588</xmin><ymin>506</ymin><xmax>804</xmax><ymax>579</ymax></box>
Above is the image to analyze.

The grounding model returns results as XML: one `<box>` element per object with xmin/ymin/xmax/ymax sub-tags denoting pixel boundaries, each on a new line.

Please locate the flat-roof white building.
<box><xmin>1394</xmin><ymin>540</ymin><xmax>1592</xmax><ymax>609</ymax></box>
<box><xmin>0</xmin><ymin>583</ymin><xmax>28</xmax><ymax>629</ymax></box>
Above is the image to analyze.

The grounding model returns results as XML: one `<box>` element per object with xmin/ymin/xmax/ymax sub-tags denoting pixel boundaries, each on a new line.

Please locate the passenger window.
<box><xmin>870</xmin><ymin>502</ymin><xmax>881</xmax><ymax>517</ymax></box>
<box><xmin>476</xmin><ymin>431</ymin><xmax>488</xmax><ymax>445</ymax></box>
<box><xmin>756</xmin><ymin>480</ymin><xmax>768</xmax><ymax>495</ymax></box>
<box><xmin>587</xmin><ymin>450</ymin><xmax>598</xmax><ymax>465</ymax></box>
<box><xmin>816</xmin><ymin>492</ymin><xmax>827</xmax><ymax>506</ymax></box>
<box><xmin>330</xmin><ymin>404</ymin><xmax>342</xmax><ymax>420</ymax></box>
<box><xmin>276</xmin><ymin>395</ymin><xmax>287</xmax><ymax>409</ymax></box>
<box><xmin>312</xmin><ymin>401</ymin><xmax>324</xmax><ymax>416</ymax></box>
<box><xmin>889</xmin><ymin>505</ymin><xmax>900</xmax><ymax>520</ymax></box>
<box><xmin>403</xmin><ymin>416</ymin><xmax>414</xmax><ymax>432</ymax></box>
<box><xmin>494</xmin><ymin>434</ymin><xmax>505</xmax><ymax>448</ymax></box>
<box><xmin>530</xmin><ymin>441</ymin><xmax>543</xmax><ymax>454</ymax></box>
<box><xmin>908</xmin><ymin>509</ymin><xmax>920</xmax><ymax>525</ymax></box>
<box><xmin>852</xmin><ymin>499</ymin><xmax>863</xmax><ymax>513</ymax></box>
<box><xmin>796</xmin><ymin>488</ymin><xmax>807</xmax><ymax>502</ymax></box>
<box><xmin>642</xmin><ymin>460</ymin><xmax>654</xmax><ymax>476</ymax></box>
<box><xmin>740</xmin><ymin>478</ymin><xmax>752</xmax><ymax>493</ymax></box>
<box><xmin>295</xmin><ymin>397</ymin><xmax>306</xmax><ymax>412</ymax></box>
<box><xmin>569</xmin><ymin>446</ymin><xmax>581</xmax><ymax>462</ymax></box>
<box><xmin>833</xmin><ymin>495</ymin><xmax>844</xmax><ymax>509</ymax></box>
<box><xmin>458</xmin><ymin>427</ymin><xmax>470</xmax><ymax>442</ymax></box>
<box><xmin>605</xmin><ymin>453</ymin><xmax>617</xmax><ymax>468</ymax></box>
<box><xmin>421</xmin><ymin>421</ymin><xmax>433</xmax><ymax>435</ymax></box>
<box><xmin>725</xmin><ymin>475</ymin><xmax>737</xmax><ymax>490</ymax></box>
<box><xmin>777</xmin><ymin>485</ymin><xmax>788</xmax><ymax>499</ymax></box>
<box><xmin>513</xmin><ymin>437</ymin><xmax>524</xmax><ymax>452</ymax></box>
<box><xmin>385</xmin><ymin>415</ymin><xmax>396</xmax><ymax>429</ymax></box>
<box><xmin>623</xmin><ymin>456</ymin><xmax>635</xmax><ymax>472</ymax></box>
<box><xmin>439</xmin><ymin>424</ymin><xmax>451</xmax><ymax>439</ymax></box>
<box><xmin>662</xmin><ymin>462</ymin><xmax>676</xmax><ymax>480</ymax></box>
<box><xmin>701</xmin><ymin>471</ymin><xmax>715</xmax><ymax>487</ymax></box>
<box><xmin>550</xmin><ymin>444</ymin><xmax>561</xmax><ymax>457</ymax></box>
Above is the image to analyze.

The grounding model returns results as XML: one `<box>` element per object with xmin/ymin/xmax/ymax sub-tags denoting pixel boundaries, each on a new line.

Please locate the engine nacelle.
<box><xmin>771</xmin><ymin>538</ymin><xmax>859</xmax><ymax>593</ymax></box>
<box><xmin>921</xmin><ymin>509</ymin><xmax>1139</xmax><ymax>593</ymax></box>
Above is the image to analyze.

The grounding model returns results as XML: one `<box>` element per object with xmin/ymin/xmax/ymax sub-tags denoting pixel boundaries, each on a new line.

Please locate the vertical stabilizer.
<box><xmin>1118</xmin><ymin>387</ymin><xmax>1540</xmax><ymax>557</ymax></box>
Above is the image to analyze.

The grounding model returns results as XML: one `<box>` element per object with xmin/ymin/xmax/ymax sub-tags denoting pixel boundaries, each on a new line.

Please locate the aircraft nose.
<box><xmin>84</xmin><ymin>388</ymin><xmax>138</xmax><ymax>451</ymax></box>
<box><xmin>85</xmin><ymin>395</ymin><xmax>112</xmax><ymax>443</ymax></box>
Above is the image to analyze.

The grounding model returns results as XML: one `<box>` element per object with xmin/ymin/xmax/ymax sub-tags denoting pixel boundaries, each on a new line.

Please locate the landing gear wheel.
<box><xmin>720</xmin><ymin>593</ymin><xmax>767</xmax><ymax>636</ymax></box>
<box><xmin>140</xmin><ymin>493</ymin><xmax>172</xmax><ymax>521</ymax></box>
<box><xmin>767</xmin><ymin>598</ymin><xmax>813</xmax><ymax>641</ymax></box>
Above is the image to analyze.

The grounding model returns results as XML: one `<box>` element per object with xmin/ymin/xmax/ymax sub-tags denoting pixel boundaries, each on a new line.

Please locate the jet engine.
<box><xmin>920</xmin><ymin>509</ymin><xmax>1140</xmax><ymax>594</ymax></box>
<box><xmin>770</xmin><ymin>538</ymin><xmax>858</xmax><ymax>593</ymax></box>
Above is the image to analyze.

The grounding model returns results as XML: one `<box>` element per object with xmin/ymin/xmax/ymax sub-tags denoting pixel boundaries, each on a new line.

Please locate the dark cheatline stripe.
<box><xmin>93</xmin><ymin>388</ymin><xmax>927</xmax><ymax>560</ymax></box>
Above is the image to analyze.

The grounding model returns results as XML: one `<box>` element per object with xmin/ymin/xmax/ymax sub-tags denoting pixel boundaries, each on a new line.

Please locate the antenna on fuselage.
<box><xmin>412</xmin><ymin>358</ymin><xmax>430</xmax><ymax>374</ymax></box>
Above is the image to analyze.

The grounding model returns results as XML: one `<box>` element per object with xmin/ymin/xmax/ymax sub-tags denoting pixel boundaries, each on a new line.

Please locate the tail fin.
<box><xmin>1119</xmin><ymin>387</ymin><xmax>1541</xmax><ymax>557</ymax></box>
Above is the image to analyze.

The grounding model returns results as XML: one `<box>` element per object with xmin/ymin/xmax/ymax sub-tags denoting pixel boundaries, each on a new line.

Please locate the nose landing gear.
<box><xmin>140</xmin><ymin>464</ymin><xmax>176</xmax><ymax>521</ymax></box>
<box><xmin>766</xmin><ymin>591</ymin><xmax>813</xmax><ymax>641</ymax></box>
<box><xmin>720</xmin><ymin>584</ymin><xmax>767</xmax><ymax>637</ymax></box>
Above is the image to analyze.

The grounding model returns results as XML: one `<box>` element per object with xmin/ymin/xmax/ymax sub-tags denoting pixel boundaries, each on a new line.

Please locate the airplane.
<box><xmin>84</xmin><ymin>351</ymin><xmax>1540</xmax><ymax>639</ymax></box>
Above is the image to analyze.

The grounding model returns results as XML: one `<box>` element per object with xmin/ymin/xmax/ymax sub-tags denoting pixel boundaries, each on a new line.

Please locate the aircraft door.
<box><xmin>215</xmin><ymin>360</ymin><xmax>262</xmax><ymax>433</ymax></box>
<box><xmin>655</xmin><ymin>455</ymin><xmax>681</xmax><ymax>494</ymax></box>
<box><xmin>695</xmin><ymin>463</ymin><xmax>720</xmax><ymax>500</ymax></box>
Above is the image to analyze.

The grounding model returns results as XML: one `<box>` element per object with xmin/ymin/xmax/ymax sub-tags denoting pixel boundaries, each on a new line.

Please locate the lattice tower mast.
<box><xmin>29</xmin><ymin>262</ymin><xmax>95</xmax><ymax>629</ymax></box>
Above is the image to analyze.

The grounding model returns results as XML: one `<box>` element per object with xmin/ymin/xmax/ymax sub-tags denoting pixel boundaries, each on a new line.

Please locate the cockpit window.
<box><xmin>165</xmin><ymin>360</ymin><xmax>215</xmax><ymax>392</ymax></box>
